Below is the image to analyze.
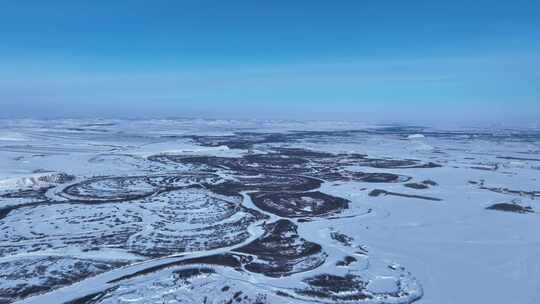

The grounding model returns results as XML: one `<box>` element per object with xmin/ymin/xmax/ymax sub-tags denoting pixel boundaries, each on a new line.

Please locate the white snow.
<box><xmin>0</xmin><ymin>119</ymin><xmax>538</xmax><ymax>304</ymax></box>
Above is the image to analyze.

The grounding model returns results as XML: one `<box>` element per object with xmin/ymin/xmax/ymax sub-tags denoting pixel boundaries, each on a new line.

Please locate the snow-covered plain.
<box><xmin>0</xmin><ymin>119</ymin><xmax>539</xmax><ymax>304</ymax></box>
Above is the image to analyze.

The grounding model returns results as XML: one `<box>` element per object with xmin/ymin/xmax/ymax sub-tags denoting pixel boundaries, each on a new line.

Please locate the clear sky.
<box><xmin>1</xmin><ymin>1</ymin><xmax>539</xmax><ymax>125</ymax></box>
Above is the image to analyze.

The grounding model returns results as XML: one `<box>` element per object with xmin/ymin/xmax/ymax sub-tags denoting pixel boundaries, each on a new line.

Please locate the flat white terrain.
<box><xmin>0</xmin><ymin>119</ymin><xmax>538</xmax><ymax>304</ymax></box>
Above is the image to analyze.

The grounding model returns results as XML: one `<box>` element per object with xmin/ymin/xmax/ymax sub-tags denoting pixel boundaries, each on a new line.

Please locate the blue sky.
<box><xmin>1</xmin><ymin>1</ymin><xmax>539</xmax><ymax>124</ymax></box>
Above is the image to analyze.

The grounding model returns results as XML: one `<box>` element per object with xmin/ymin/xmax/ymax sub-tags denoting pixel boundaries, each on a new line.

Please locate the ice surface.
<box><xmin>0</xmin><ymin>119</ymin><xmax>539</xmax><ymax>304</ymax></box>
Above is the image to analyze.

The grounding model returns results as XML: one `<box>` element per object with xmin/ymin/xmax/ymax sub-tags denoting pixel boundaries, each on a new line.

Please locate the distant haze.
<box><xmin>1</xmin><ymin>1</ymin><xmax>539</xmax><ymax>125</ymax></box>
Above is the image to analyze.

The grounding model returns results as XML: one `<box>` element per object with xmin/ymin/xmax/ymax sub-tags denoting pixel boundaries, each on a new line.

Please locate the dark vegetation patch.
<box><xmin>108</xmin><ymin>253</ymin><xmax>248</xmax><ymax>284</ymax></box>
<box><xmin>330</xmin><ymin>232</ymin><xmax>354</xmax><ymax>247</ymax></box>
<box><xmin>480</xmin><ymin>186</ymin><xmax>540</xmax><ymax>198</ymax></box>
<box><xmin>470</xmin><ymin>165</ymin><xmax>498</xmax><ymax>171</ymax></box>
<box><xmin>422</xmin><ymin>180</ymin><xmax>438</xmax><ymax>186</ymax></box>
<box><xmin>243</xmin><ymin>153</ymin><xmax>309</xmax><ymax>170</ymax></box>
<box><xmin>191</xmin><ymin>130</ymin><xmax>372</xmax><ymax>150</ymax></box>
<box><xmin>1</xmin><ymin>176</ymin><xmax>262</xmax><ymax>259</ymax></box>
<box><xmin>296</xmin><ymin>274</ymin><xmax>371</xmax><ymax>301</ymax></box>
<box><xmin>336</xmin><ymin>256</ymin><xmax>358</xmax><ymax>267</ymax></box>
<box><xmin>404</xmin><ymin>179</ymin><xmax>437</xmax><ymax>189</ymax></box>
<box><xmin>62</xmin><ymin>176</ymin><xmax>158</xmax><ymax>202</ymax></box>
<box><xmin>0</xmin><ymin>186</ymin><xmax>52</xmax><ymax>199</ymax></box>
<box><xmin>348</xmin><ymin>172</ymin><xmax>412</xmax><ymax>183</ymax></box>
<box><xmin>0</xmin><ymin>257</ymin><xmax>124</xmax><ymax>304</ymax></box>
<box><xmin>369</xmin><ymin>189</ymin><xmax>443</xmax><ymax>201</ymax></box>
<box><xmin>272</xmin><ymin>147</ymin><xmax>335</xmax><ymax>158</ymax></box>
<box><xmin>353</xmin><ymin>159</ymin><xmax>441</xmax><ymax>169</ymax></box>
<box><xmin>0</xmin><ymin>186</ymin><xmax>59</xmax><ymax>220</ymax></box>
<box><xmin>234</xmin><ymin>219</ymin><xmax>326</xmax><ymax>277</ymax></box>
<box><xmin>148</xmin><ymin>144</ymin><xmax>438</xmax><ymax>187</ymax></box>
<box><xmin>497</xmin><ymin>156</ymin><xmax>540</xmax><ymax>162</ymax></box>
<box><xmin>65</xmin><ymin>287</ymin><xmax>118</xmax><ymax>304</ymax></box>
<box><xmin>109</xmin><ymin>219</ymin><xmax>326</xmax><ymax>283</ymax></box>
<box><xmin>404</xmin><ymin>183</ymin><xmax>429</xmax><ymax>189</ymax></box>
<box><xmin>173</xmin><ymin>267</ymin><xmax>215</xmax><ymax>284</ymax></box>
<box><xmin>249</xmin><ymin>191</ymin><xmax>349</xmax><ymax>218</ymax></box>
<box><xmin>60</xmin><ymin>174</ymin><xmax>219</xmax><ymax>203</ymax></box>
<box><xmin>191</xmin><ymin>133</ymin><xmax>289</xmax><ymax>150</ymax></box>
<box><xmin>206</xmin><ymin>175</ymin><xmax>322</xmax><ymax>196</ymax></box>
<box><xmin>486</xmin><ymin>203</ymin><xmax>533</xmax><ymax>214</ymax></box>
<box><xmin>154</xmin><ymin>153</ymin><xmax>313</xmax><ymax>175</ymax></box>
